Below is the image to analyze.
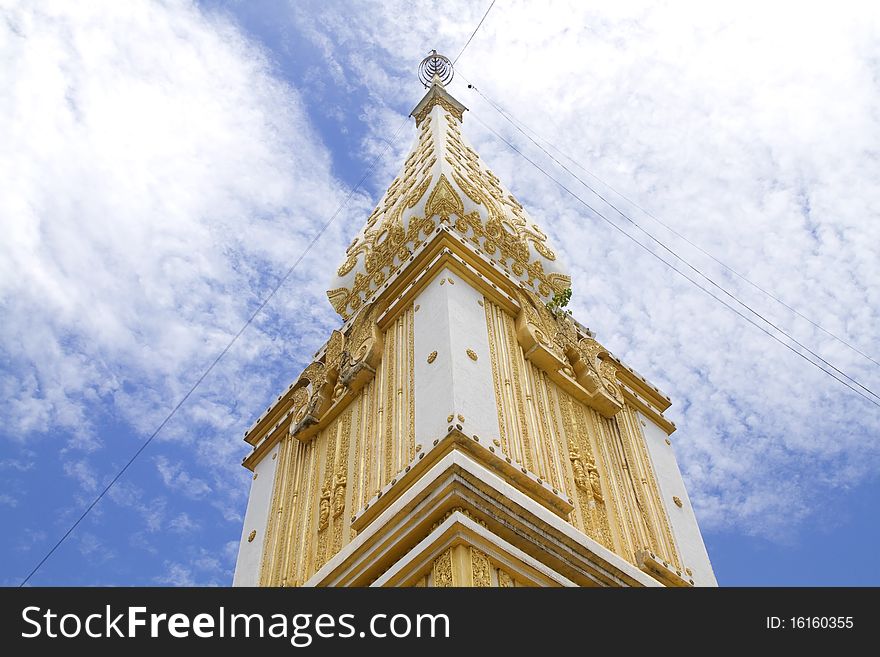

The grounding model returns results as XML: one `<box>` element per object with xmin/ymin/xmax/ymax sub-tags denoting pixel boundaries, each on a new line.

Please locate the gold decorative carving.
<box><xmin>498</xmin><ymin>569</ymin><xmax>514</xmax><ymax>588</ymax></box>
<box><xmin>413</xmin><ymin>93</ymin><xmax>463</xmax><ymax>127</ymax></box>
<box><xmin>457</xmin><ymin>414</ymin><xmax>465</xmax><ymax>422</ymax></box>
<box><xmin>302</xmin><ymin>441</ymin><xmax>319</xmax><ymax>580</ymax></box>
<box><xmin>325</xmin><ymin>330</ymin><xmax>345</xmax><ymax>369</ymax></box>
<box><xmin>504</xmin><ymin>311</ymin><xmax>534</xmax><ymax>471</ymax></box>
<box><xmin>447</xmin><ymin>414</ymin><xmax>454</xmax><ymax>423</ymax></box>
<box><xmin>328</xmin><ymin>170</ymin><xmax>433</xmax><ymax>318</ymax></box>
<box><xmin>362</xmin><ymin>381</ymin><xmax>374</xmax><ymax>509</ymax></box>
<box><xmin>575</xmin><ymin>404</ymin><xmax>616</xmax><ymax>550</ymax></box>
<box><xmin>408</xmin><ymin>306</ymin><xmax>416</xmax><ymax>461</ymax></box>
<box><xmin>430</xmin><ymin>506</ymin><xmax>487</xmax><ymax>531</ymax></box>
<box><xmin>483</xmin><ymin>300</ymin><xmax>509</xmax><ymax>457</ymax></box>
<box><xmin>318</xmin><ymin>480</ymin><xmax>331</xmax><ymax>531</ymax></box>
<box><xmin>259</xmin><ymin>435</ymin><xmax>291</xmax><ymax>585</ymax></box>
<box><xmin>466</xmin><ymin>349</ymin><xmax>478</xmax><ymax>361</ymax></box>
<box><xmin>328</xmin><ymin>107</ymin><xmax>570</xmax><ymax>318</ymax></box>
<box><xmin>337</xmin><ymin>303</ymin><xmax>383</xmax><ymax>396</ymax></box>
<box><xmin>426</xmin><ymin>173</ymin><xmax>464</xmax><ymax>224</ymax></box>
<box><xmin>625</xmin><ymin>405</ymin><xmax>680</xmax><ymax>568</ymax></box>
<box><xmin>515</xmin><ymin>288</ymin><xmax>570</xmax><ymax>362</ymax></box>
<box><xmin>252</xmin><ymin>473</ymin><xmax>258</xmax><ymax>480</ymax></box>
<box><xmin>558</xmin><ymin>390</ymin><xmax>612</xmax><ymax>549</ymax></box>
<box><xmin>316</xmin><ymin>420</ymin><xmax>339</xmax><ymax>574</ymax></box>
<box><xmin>351</xmin><ymin>390</ymin><xmax>364</xmax><ymax>532</ymax></box>
<box><xmin>331</xmin><ymin>409</ymin><xmax>352</xmax><ymax>554</ymax></box>
<box><xmin>512</xmin><ymin>288</ymin><xmax>622</xmax><ymax>418</ymax></box>
<box><xmin>586</xmin><ymin>455</ymin><xmax>603</xmax><ymax>502</ymax></box>
<box><xmin>290</xmin><ymin>386</ymin><xmax>310</xmax><ymax>424</ymax></box>
<box><xmin>471</xmin><ymin>548</ymin><xmax>491</xmax><ymax>587</ymax></box>
<box><xmin>384</xmin><ymin>326</ymin><xmax>395</xmax><ymax>486</ymax></box>
<box><xmin>337</xmin><ymin>254</ymin><xmax>357</xmax><ymax>277</ymax></box>
<box><xmin>432</xmin><ymin>548</ymin><xmax>453</xmax><ymax>587</ymax></box>
<box><xmin>332</xmin><ymin>468</ymin><xmax>346</xmax><ymax>517</ymax></box>
<box><xmin>534</xmin><ymin>368</ymin><xmax>561</xmax><ymax>489</ymax></box>
<box><xmin>288</xmin><ymin>357</ymin><xmax>340</xmax><ymax>439</ymax></box>
<box><xmin>446</xmin><ymin>164</ymin><xmax>568</xmax><ymax>298</ymax></box>
<box><xmin>427</xmin><ymin>351</ymin><xmax>437</xmax><ymax>364</ymax></box>
<box><xmin>673</xmin><ymin>496</ymin><xmax>683</xmax><ymax>508</ymax></box>
<box><xmin>247</xmin><ymin>530</ymin><xmax>256</xmax><ymax>543</ymax></box>
<box><xmin>609</xmin><ymin>409</ymin><xmax>665</xmax><ymax>561</ymax></box>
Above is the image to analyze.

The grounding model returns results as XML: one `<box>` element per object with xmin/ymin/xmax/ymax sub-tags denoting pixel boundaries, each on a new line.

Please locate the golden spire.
<box><xmin>327</xmin><ymin>54</ymin><xmax>570</xmax><ymax>320</ymax></box>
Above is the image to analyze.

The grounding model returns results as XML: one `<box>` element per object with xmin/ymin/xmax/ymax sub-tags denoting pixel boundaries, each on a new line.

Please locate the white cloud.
<box><xmin>0</xmin><ymin>493</ymin><xmax>18</xmax><ymax>507</ymax></box>
<box><xmin>168</xmin><ymin>512</ymin><xmax>199</xmax><ymax>533</ymax></box>
<box><xmin>154</xmin><ymin>455</ymin><xmax>212</xmax><ymax>498</ymax></box>
<box><xmin>0</xmin><ymin>0</ymin><xmax>366</xmax><ymax>547</ymax></box>
<box><xmin>77</xmin><ymin>531</ymin><xmax>115</xmax><ymax>563</ymax></box>
<box><xmin>155</xmin><ymin>547</ymin><xmax>228</xmax><ymax>586</ymax></box>
<box><xmin>62</xmin><ymin>458</ymin><xmax>98</xmax><ymax>493</ymax></box>
<box><xmin>0</xmin><ymin>0</ymin><xmax>356</xmax><ymax>436</ymax></box>
<box><xmin>154</xmin><ymin>562</ymin><xmax>198</xmax><ymax>587</ymax></box>
<box><xmin>16</xmin><ymin>528</ymin><xmax>47</xmax><ymax>553</ymax></box>
<box><xmin>101</xmin><ymin>479</ymin><xmax>166</xmax><ymax>535</ymax></box>
<box><xmin>0</xmin><ymin>457</ymin><xmax>35</xmax><ymax>472</ymax></box>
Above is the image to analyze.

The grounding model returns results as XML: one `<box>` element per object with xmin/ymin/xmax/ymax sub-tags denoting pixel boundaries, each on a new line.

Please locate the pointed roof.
<box><xmin>327</xmin><ymin>82</ymin><xmax>570</xmax><ymax>320</ymax></box>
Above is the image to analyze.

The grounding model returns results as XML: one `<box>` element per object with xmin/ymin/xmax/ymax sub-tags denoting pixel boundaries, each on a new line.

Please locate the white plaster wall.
<box><xmin>414</xmin><ymin>269</ymin><xmax>456</xmax><ymax>451</ymax></box>
<box><xmin>444</xmin><ymin>270</ymin><xmax>499</xmax><ymax>445</ymax></box>
<box><xmin>232</xmin><ymin>447</ymin><xmax>278</xmax><ymax>586</ymax></box>
<box><xmin>639</xmin><ymin>412</ymin><xmax>718</xmax><ymax>586</ymax></box>
<box><xmin>413</xmin><ymin>267</ymin><xmax>501</xmax><ymax>453</ymax></box>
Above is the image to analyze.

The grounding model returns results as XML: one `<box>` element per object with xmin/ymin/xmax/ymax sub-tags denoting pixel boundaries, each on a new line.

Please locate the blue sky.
<box><xmin>2</xmin><ymin>0</ymin><xmax>879</xmax><ymax>586</ymax></box>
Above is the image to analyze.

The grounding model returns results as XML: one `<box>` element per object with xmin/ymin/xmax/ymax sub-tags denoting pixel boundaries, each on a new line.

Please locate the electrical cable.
<box><xmin>468</xmin><ymin>110</ymin><xmax>880</xmax><ymax>410</ymax></box>
<box><xmin>453</xmin><ymin>0</ymin><xmax>497</xmax><ymax>65</ymax></box>
<box><xmin>460</xmin><ymin>79</ymin><xmax>880</xmax><ymax>404</ymax></box>
<box><xmin>18</xmin><ymin>0</ymin><xmax>504</xmax><ymax>588</ymax></box>
<box><xmin>462</xmin><ymin>76</ymin><xmax>880</xmax><ymax>371</ymax></box>
<box><xmin>17</xmin><ymin>116</ymin><xmax>411</xmax><ymax>587</ymax></box>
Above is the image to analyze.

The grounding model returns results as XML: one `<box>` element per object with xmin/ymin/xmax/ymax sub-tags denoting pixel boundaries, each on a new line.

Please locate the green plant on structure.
<box><xmin>546</xmin><ymin>287</ymin><xmax>572</xmax><ymax>318</ymax></box>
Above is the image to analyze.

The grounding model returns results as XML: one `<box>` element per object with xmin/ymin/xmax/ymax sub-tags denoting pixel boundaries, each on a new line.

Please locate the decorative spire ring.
<box><xmin>418</xmin><ymin>50</ymin><xmax>454</xmax><ymax>87</ymax></box>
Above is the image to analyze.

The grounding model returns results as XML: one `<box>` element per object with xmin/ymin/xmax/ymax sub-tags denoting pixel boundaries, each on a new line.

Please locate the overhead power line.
<box><xmin>19</xmin><ymin>3</ymin><xmax>502</xmax><ymax>589</ymax></box>
<box><xmin>453</xmin><ymin>0</ymin><xmax>497</xmax><ymax>65</ymax></box>
<box><xmin>463</xmin><ymin>77</ymin><xmax>880</xmax><ymax>373</ymax></box>
<box><xmin>18</xmin><ymin>117</ymin><xmax>411</xmax><ymax>587</ymax></box>
<box><xmin>467</xmin><ymin>92</ymin><xmax>880</xmax><ymax>404</ymax></box>
<box><xmin>467</xmin><ymin>110</ymin><xmax>880</xmax><ymax>410</ymax></box>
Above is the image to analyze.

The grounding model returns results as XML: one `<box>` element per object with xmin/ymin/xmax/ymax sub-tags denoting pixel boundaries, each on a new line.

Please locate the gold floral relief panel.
<box><xmin>480</xmin><ymin>298</ymin><xmax>680</xmax><ymax>568</ymax></box>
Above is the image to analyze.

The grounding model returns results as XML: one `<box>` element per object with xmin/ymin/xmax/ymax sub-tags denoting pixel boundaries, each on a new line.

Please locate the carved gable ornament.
<box><xmin>514</xmin><ymin>290</ymin><xmax>623</xmax><ymax>418</ymax></box>
<box><xmin>326</xmin><ymin>108</ymin><xmax>570</xmax><ymax>320</ymax></box>
<box><xmin>289</xmin><ymin>303</ymin><xmax>384</xmax><ymax>441</ymax></box>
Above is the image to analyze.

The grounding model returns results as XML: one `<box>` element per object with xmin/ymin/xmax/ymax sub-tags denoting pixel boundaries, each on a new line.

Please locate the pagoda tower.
<box><xmin>233</xmin><ymin>53</ymin><xmax>716</xmax><ymax>587</ymax></box>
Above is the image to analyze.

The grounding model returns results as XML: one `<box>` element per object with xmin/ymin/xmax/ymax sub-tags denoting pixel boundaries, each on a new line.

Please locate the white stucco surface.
<box><xmin>232</xmin><ymin>446</ymin><xmax>278</xmax><ymax>586</ymax></box>
<box><xmin>414</xmin><ymin>267</ymin><xmax>501</xmax><ymax>452</ymax></box>
<box><xmin>639</xmin><ymin>412</ymin><xmax>717</xmax><ymax>586</ymax></box>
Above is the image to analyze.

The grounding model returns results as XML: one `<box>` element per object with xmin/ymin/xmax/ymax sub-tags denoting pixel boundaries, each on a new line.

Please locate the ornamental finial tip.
<box><xmin>418</xmin><ymin>50</ymin><xmax>454</xmax><ymax>88</ymax></box>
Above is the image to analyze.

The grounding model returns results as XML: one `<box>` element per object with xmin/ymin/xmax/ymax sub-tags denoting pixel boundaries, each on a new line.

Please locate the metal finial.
<box><xmin>418</xmin><ymin>50</ymin><xmax>454</xmax><ymax>87</ymax></box>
